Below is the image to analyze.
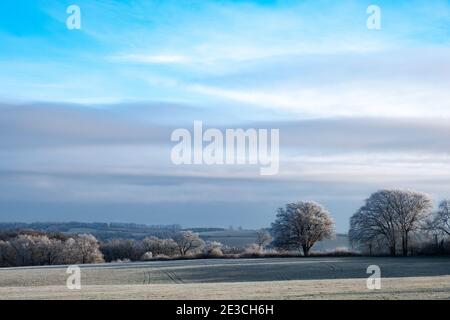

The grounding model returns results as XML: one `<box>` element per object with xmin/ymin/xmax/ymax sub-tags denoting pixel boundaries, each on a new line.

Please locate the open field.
<box><xmin>0</xmin><ymin>257</ymin><xmax>449</xmax><ymax>299</ymax></box>
<box><xmin>198</xmin><ymin>230</ymin><xmax>349</xmax><ymax>250</ymax></box>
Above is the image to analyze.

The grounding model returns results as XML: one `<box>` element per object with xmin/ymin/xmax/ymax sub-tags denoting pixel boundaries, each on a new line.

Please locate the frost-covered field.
<box><xmin>0</xmin><ymin>257</ymin><xmax>449</xmax><ymax>299</ymax></box>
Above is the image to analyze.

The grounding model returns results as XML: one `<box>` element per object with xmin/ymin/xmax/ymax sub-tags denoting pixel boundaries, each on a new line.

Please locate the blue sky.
<box><xmin>1</xmin><ymin>0</ymin><xmax>450</xmax><ymax>231</ymax></box>
<box><xmin>1</xmin><ymin>0</ymin><xmax>449</xmax><ymax>108</ymax></box>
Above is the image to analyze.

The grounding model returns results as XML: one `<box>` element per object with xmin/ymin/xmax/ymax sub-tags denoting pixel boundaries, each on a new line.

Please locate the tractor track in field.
<box><xmin>142</xmin><ymin>271</ymin><xmax>150</xmax><ymax>285</ymax></box>
<box><xmin>164</xmin><ymin>270</ymin><xmax>184</xmax><ymax>284</ymax></box>
<box><xmin>142</xmin><ymin>268</ymin><xmax>184</xmax><ymax>284</ymax></box>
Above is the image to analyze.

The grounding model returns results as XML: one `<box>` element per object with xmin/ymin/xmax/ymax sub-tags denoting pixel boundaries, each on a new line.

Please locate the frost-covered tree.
<box><xmin>0</xmin><ymin>233</ymin><xmax>104</xmax><ymax>267</ymax></box>
<box><xmin>0</xmin><ymin>240</ymin><xmax>16</xmax><ymax>267</ymax></box>
<box><xmin>391</xmin><ymin>190</ymin><xmax>433</xmax><ymax>255</ymax></box>
<box><xmin>72</xmin><ymin>234</ymin><xmax>104</xmax><ymax>264</ymax></box>
<box><xmin>173</xmin><ymin>231</ymin><xmax>204</xmax><ymax>256</ymax></box>
<box><xmin>255</xmin><ymin>229</ymin><xmax>272</xmax><ymax>251</ymax></box>
<box><xmin>431</xmin><ymin>200</ymin><xmax>450</xmax><ymax>237</ymax></box>
<box><xmin>142</xmin><ymin>236</ymin><xmax>178</xmax><ymax>257</ymax></box>
<box><xmin>271</xmin><ymin>201</ymin><xmax>335</xmax><ymax>256</ymax></box>
<box><xmin>100</xmin><ymin>238</ymin><xmax>143</xmax><ymax>262</ymax></box>
<box><xmin>349</xmin><ymin>189</ymin><xmax>433</xmax><ymax>256</ymax></box>
<box><xmin>202</xmin><ymin>241</ymin><xmax>223</xmax><ymax>257</ymax></box>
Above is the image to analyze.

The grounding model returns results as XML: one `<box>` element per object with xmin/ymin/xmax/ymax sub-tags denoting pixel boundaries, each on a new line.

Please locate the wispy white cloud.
<box><xmin>112</xmin><ymin>54</ymin><xmax>190</xmax><ymax>64</ymax></box>
<box><xmin>187</xmin><ymin>82</ymin><xmax>450</xmax><ymax>118</ymax></box>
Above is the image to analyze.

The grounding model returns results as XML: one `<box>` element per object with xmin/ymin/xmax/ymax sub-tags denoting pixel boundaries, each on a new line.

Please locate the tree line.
<box><xmin>269</xmin><ymin>189</ymin><xmax>449</xmax><ymax>256</ymax></box>
<box><xmin>0</xmin><ymin>222</ymin><xmax>182</xmax><ymax>241</ymax></box>
<box><xmin>349</xmin><ymin>190</ymin><xmax>450</xmax><ymax>256</ymax></box>
<box><xmin>1</xmin><ymin>188</ymin><xmax>449</xmax><ymax>267</ymax></box>
<box><xmin>0</xmin><ymin>230</ymin><xmax>236</xmax><ymax>267</ymax></box>
<box><xmin>0</xmin><ymin>231</ymin><xmax>104</xmax><ymax>267</ymax></box>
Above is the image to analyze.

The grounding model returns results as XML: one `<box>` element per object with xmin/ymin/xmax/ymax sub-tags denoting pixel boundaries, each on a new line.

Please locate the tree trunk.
<box><xmin>389</xmin><ymin>244</ymin><xmax>396</xmax><ymax>256</ymax></box>
<box><xmin>302</xmin><ymin>245</ymin><xmax>310</xmax><ymax>257</ymax></box>
<box><xmin>402</xmin><ymin>232</ymin><xmax>408</xmax><ymax>256</ymax></box>
<box><xmin>388</xmin><ymin>232</ymin><xmax>397</xmax><ymax>256</ymax></box>
<box><xmin>403</xmin><ymin>232</ymin><xmax>409</xmax><ymax>256</ymax></box>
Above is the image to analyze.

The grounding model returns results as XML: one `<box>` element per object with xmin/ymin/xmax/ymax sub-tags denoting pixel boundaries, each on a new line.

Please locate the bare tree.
<box><xmin>271</xmin><ymin>201</ymin><xmax>335</xmax><ymax>256</ymax></box>
<box><xmin>172</xmin><ymin>231</ymin><xmax>204</xmax><ymax>256</ymax></box>
<box><xmin>349</xmin><ymin>189</ymin><xmax>433</xmax><ymax>256</ymax></box>
<box><xmin>8</xmin><ymin>235</ymin><xmax>34</xmax><ymax>266</ymax></box>
<box><xmin>1</xmin><ymin>235</ymin><xmax>65</xmax><ymax>266</ymax></box>
<box><xmin>430</xmin><ymin>200</ymin><xmax>450</xmax><ymax>237</ymax></box>
<box><xmin>350</xmin><ymin>190</ymin><xmax>399</xmax><ymax>255</ymax></box>
<box><xmin>0</xmin><ymin>233</ymin><xmax>105</xmax><ymax>267</ymax></box>
<box><xmin>202</xmin><ymin>241</ymin><xmax>223</xmax><ymax>257</ymax></box>
<box><xmin>142</xmin><ymin>236</ymin><xmax>178</xmax><ymax>257</ymax></box>
<box><xmin>73</xmin><ymin>234</ymin><xmax>104</xmax><ymax>264</ymax></box>
<box><xmin>349</xmin><ymin>210</ymin><xmax>387</xmax><ymax>255</ymax></box>
<box><xmin>100</xmin><ymin>238</ymin><xmax>143</xmax><ymax>262</ymax></box>
<box><xmin>390</xmin><ymin>190</ymin><xmax>433</xmax><ymax>255</ymax></box>
<box><xmin>31</xmin><ymin>235</ymin><xmax>63</xmax><ymax>265</ymax></box>
<box><xmin>255</xmin><ymin>229</ymin><xmax>272</xmax><ymax>251</ymax></box>
<box><xmin>0</xmin><ymin>240</ymin><xmax>16</xmax><ymax>267</ymax></box>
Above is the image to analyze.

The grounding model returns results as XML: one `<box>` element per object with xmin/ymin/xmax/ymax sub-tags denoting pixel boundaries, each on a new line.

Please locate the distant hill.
<box><xmin>0</xmin><ymin>222</ymin><xmax>182</xmax><ymax>241</ymax></box>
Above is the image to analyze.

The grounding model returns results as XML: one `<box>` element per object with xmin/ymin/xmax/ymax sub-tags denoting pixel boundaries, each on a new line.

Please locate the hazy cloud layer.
<box><xmin>1</xmin><ymin>102</ymin><xmax>450</xmax><ymax>231</ymax></box>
